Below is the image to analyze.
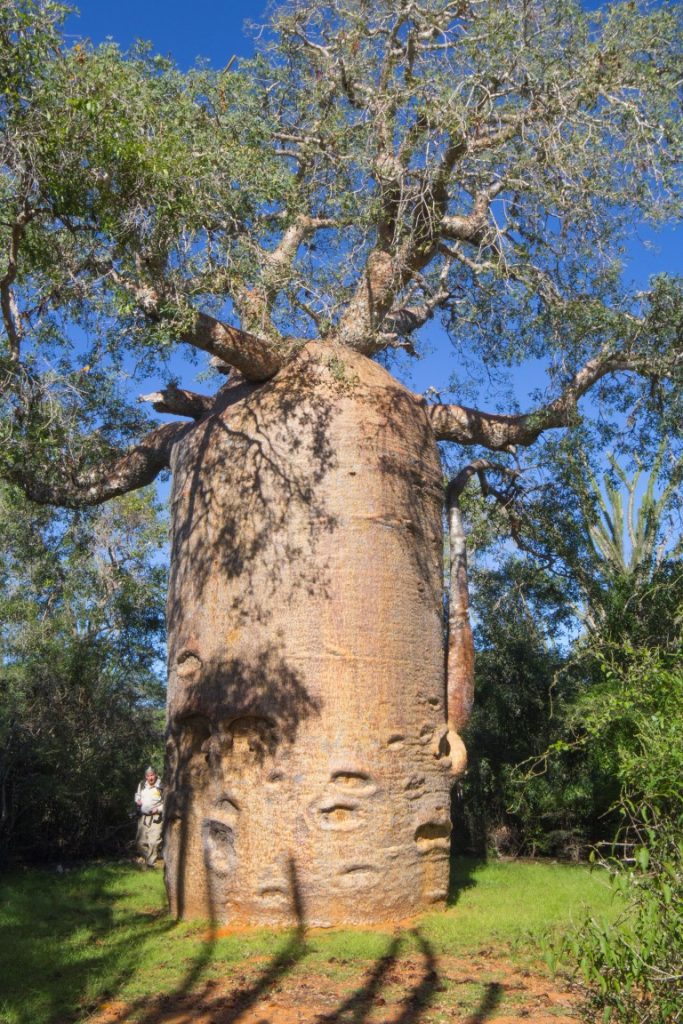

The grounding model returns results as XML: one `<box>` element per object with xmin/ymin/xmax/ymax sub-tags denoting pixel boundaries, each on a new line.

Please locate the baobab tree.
<box><xmin>1</xmin><ymin>0</ymin><xmax>681</xmax><ymax>924</ymax></box>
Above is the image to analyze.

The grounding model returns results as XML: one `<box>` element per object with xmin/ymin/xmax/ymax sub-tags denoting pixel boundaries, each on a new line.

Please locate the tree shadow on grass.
<box><xmin>0</xmin><ymin>863</ymin><xmax>175</xmax><ymax>1024</ymax></box>
<box><xmin>464</xmin><ymin>982</ymin><xmax>503</xmax><ymax>1024</ymax></box>
<box><xmin>105</xmin><ymin>855</ymin><xmax>307</xmax><ymax>1024</ymax></box>
<box><xmin>448</xmin><ymin>854</ymin><xmax>485</xmax><ymax>907</ymax></box>
<box><xmin>114</xmin><ymin>928</ymin><xmax>442</xmax><ymax>1024</ymax></box>
<box><xmin>0</xmin><ymin>860</ymin><xmax>505</xmax><ymax>1024</ymax></box>
<box><xmin>47</xmin><ymin>854</ymin><xmax>431</xmax><ymax>1024</ymax></box>
<box><xmin>114</xmin><ymin>925</ymin><xmax>506</xmax><ymax>1024</ymax></box>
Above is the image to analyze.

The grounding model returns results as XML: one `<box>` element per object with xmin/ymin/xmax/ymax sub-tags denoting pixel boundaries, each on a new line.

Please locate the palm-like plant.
<box><xmin>577</xmin><ymin>444</ymin><xmax>682</xmax><ymax>641</ymax></box>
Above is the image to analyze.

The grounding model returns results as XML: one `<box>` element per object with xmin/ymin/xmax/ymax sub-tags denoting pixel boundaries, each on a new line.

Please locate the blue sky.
<box><xmin>65</xmin><ymin>2</ymin><xmax>265</xmax><ymax>69</ymax></box>
<box><xmin>64</xmin><ymin>2</ymin><xmax>680</xmax><ymax>411</ymax></box>
<box><xmin>64</xmin><ymin>0</ymin><xmax>608</xmax><ymax>64</ymax></box>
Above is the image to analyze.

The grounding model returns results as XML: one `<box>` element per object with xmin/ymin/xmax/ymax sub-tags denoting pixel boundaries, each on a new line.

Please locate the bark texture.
<box><xmin>163</xmin><ymin>343</ymin><xmax>461</xmax><ymax>926</ymax></box>
<box><xmin>445</xmin><ymin>497</ymin><xmax>474</xmax><ymax>775</ymax></box>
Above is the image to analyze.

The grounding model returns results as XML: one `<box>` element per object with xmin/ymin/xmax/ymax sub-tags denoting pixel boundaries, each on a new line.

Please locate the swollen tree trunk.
<box><xmin>163</xmin><ymin>343</ymin><xmax>462</xmax><ymax>926</ymax></box>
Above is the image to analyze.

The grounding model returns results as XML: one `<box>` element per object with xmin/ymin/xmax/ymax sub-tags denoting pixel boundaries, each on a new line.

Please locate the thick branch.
<box><xmin>440</xmin><ymin>183</ymin><xmax>505</xmax><ymax>245</ymax></box>
<box><xmin>381</xmin><ymin>258</ymin><xmax>454</xmax><ymax>341</ymax></box>
<box><xmin>336</xmin><ymin>176</ymin><xmax>505</xmax><ymax>354</ymax></box>
<box><xmin>138</xmin><ymin>384</ymin><xmax>216</xmax><ymax>420</ymax></box>
<box><xmin>344</xmin><ymin>133</ymin><xmax>515</xmax><ymax>351</ymax></box>
<box><xmin>108</xmin><ymin>267</ymin><xmax>287</xmax><ymax>381</ymax></box>
<box><xmin>335</xmin><ymin>251</ymin><xmax>398</xmax><ymax>350</ymax></box>
<box><xmin>178</xmin><ymin>311</ymin><xmax>288</xmax><ymax>383</ymax></box>
<box><xmin>6</xmin><ymin>421</ymin><xmax>190</xmax><ymax>508</ymax></box>
<box><xmin>0</xmin><ymin>208</ymin><xmax>32</xmax><ymax>361</ymax></box>
<box><xmin>428</xmin><ymin>351</ymin><xmax>635</xmax><ymax>449</ymax></box>
<box><xmin>267</xmin><ymin>215</ymin><xmax>337</xmax><ymax>275</ymax></box>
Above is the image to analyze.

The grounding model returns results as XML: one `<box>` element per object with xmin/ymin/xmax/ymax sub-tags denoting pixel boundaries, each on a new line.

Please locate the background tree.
<box><xmin>0</xmin><ymin>0</ymin><xmax>681</xmax><ymax>923</ymax></box>
<box><xmin>0</xmin><ymin>485</ymin><xmax>166</xmax><ymax>863</ymax></box>
<box><xmin>450</xmin><ymin>441</ymin><xmax>682</xmax><ymax>858</ymax></box>
<box><xmin>527</xmin><ymin>442</ymin><xmax>683</xmax><ymax>648</ymax></box>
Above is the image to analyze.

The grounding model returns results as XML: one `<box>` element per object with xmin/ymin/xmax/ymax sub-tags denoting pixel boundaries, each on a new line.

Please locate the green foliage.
<box><xmin>455</xmin><ymin>441</ymin><xmax>682</xmax><ymax>858</ymax></box>
<box><xmin>0</xmin><ymin>0</ymin><xmax>681</xmax><ymax>489</ymax></box>
<box><xmin>0</xmin><ymin>483</ymin><xmax>167</xmax><ymax>862</ymax></box>
<box><xmin>529</xmin><ymin>447</ymin><xmax>683</xmax><ymax>789</ymax></box>
<box><xmin>0</xmin><ymin>1</ymin><xmax>292</xmax><ymax>485</ymax></box>
<box><xmin>568</xmin><ymin>443</ymin><xmax>683</xmax><ymax>644</ymax></box>
<box><xmin>556</xmin><ymin>652</ymin><xmax>683</xmax><ymax>1024</ymax></box>
<box><xmin>457</xmin><ymin>551</ymin><xmax>605</xmax><ymax>857</ymax></box>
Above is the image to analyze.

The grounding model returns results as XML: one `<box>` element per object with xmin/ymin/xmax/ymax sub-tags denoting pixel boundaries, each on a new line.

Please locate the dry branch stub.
<box><xmin>163</xmin><ymin>343</ymin><xmax>463</xmax><ymax>926</ymax></box>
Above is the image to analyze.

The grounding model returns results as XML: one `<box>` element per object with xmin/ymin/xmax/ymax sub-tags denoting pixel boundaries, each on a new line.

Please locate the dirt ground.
<box><xmin>92</xmin><ymin>948</ymin><xmax>581</xmax><ymax>1024</ymax></box>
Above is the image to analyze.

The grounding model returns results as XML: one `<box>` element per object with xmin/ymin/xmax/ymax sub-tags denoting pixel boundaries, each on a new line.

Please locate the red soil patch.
<box><xmin>90</xmin><ymin>950</ymin><xmax>579</xmax><ymax>1024</ymax></box>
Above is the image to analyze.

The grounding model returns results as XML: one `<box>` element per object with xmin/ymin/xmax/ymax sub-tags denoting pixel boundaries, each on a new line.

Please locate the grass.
<box><xmin>424</xmin><ymin>856</ymin><xmax>615</xmax><ymax>954</ymax></box>
<box><xmin>0</xmin><ymin>857</ymin><xmax>618</xmax><ymax>1024</ymax></box>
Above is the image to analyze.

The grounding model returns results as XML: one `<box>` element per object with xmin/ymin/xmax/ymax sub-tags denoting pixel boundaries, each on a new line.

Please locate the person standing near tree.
<box><xmin>135</xmin><ymin>767</ymin><xmax>163</xmax><ymax>868</ymax></box>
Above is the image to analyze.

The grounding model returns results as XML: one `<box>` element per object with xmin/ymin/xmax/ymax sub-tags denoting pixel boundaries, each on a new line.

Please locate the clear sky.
<box><xmin>65</xmin><ymin>2</ymin><xmax>264</xmax><ymax>68</ymax></box>
<box><xmin>64</xmin><ymin>1</ymin><xmax>680</xmax><ymax>410</ymax></box>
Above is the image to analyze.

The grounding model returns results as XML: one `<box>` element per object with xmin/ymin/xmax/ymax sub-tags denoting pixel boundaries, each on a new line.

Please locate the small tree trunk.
<box><xmin>163</xmin><ymin>343</ymin><xmax>458</xmax><ymax>926</ymax></box>
<box><xmin>444</xmin><ymin>494</ymin><xmax>475</xmax><ymax>775</ymax></box>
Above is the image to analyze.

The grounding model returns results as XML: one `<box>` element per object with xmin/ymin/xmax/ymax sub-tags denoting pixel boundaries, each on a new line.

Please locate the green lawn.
<box><xmin>0</xmin><ymin>857</ymin><xmax>617</xmax><ymax>1024</ymax></box>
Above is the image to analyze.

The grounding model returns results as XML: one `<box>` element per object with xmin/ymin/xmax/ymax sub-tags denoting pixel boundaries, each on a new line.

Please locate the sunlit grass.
<box><xmin>0</xmin><ymin>857</ymin><xmax>618</xmax><ymax>1023</ymax></box>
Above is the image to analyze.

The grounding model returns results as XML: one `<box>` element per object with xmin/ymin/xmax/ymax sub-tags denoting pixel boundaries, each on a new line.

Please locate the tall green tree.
<box><xmin>450</xmin><ymin>440</ymin><xmax>682</xmax><ymax>856</ymax></box>
<box><xmin>0</xmin><ymin>0</ymin><xmax>681</xmax><ymax>923</ymax></box>
<box><xmin>0</xmin><ymin>484</ymin><xmax>167</xmax><ymax>862</ymax></box>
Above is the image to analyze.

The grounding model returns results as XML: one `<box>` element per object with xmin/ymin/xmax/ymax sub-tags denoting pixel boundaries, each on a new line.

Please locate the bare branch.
<box><xmin>238</xmin><ymin>214</ymin><xmax>339</xmax><ymax>334</ymax></box>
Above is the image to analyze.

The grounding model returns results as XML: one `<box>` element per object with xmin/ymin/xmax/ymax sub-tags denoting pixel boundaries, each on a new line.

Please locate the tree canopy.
<box><xmin>0</xmin><ymin>0</ymin><xmax>681</xmax><ymax>506</ymax></box>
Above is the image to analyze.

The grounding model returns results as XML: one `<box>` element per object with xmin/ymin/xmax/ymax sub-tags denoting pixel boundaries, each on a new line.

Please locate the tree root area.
<box><xmin>91</xmin><ymin>951</ymin><xmax>579</xmax><ymax>1024</ymax></box>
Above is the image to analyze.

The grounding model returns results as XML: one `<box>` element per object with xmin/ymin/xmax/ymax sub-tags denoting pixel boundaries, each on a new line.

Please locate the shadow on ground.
<box><xmin>0</xmin><ymin>857</ymin><xmax>573</xmax><ymax>1024</ymax></box>
<box><xmin>84</xmin><ymin>856</ymin><xmax>506</xmax><ymax>1024</ymax></box>
<box><xmin>96</xmin><ymin>930</ymin><xmax>504</xmax><ymax>1024</ymax></box>
<box><xmin>0</xmin><ymin>863</ymin><xmax>175</xmax><ymax>1024</ymax></box>
<box><xmin>448</xmin><ymin>853</ymin><xmax>484</xmax><ymax>906</ymax></box>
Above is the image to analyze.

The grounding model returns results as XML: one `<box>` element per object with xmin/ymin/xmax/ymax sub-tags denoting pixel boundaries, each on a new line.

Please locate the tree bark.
<box><xmin>426</xmin><ymin>350</ymin><xmax>637</xmax><ymax>448</ymax></box>
<box><xmin>6</xmin><ymin>422</ymin><xmax>190</xmax><ymax>507</ymax></box>
<box><xmin>163</xmin><ymin>343</ymin><xmax>459</xmax><ymax>926</ymax></box>
<box><xmin>444</xmin><ymin>472</ymin><xmax>478</xmax><ymax>777</ymax></box>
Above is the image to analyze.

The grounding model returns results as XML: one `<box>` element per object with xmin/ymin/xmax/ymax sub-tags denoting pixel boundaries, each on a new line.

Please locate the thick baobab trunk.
<box><xmin>163</xmin><ymin>343</ymin><xmax>462</xmax><ymax>927</ymax></box>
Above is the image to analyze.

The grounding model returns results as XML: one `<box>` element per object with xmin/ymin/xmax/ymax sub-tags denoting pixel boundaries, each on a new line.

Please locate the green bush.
<box><xmin>565</xmin><ymin>805</ymin><xmax>683</xmax><ymax>1023</ymax></box>
<box><xmin>557</xmin><ymin>653</ymin><xmax>683</xmax><ymax>1023</ymax></box>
